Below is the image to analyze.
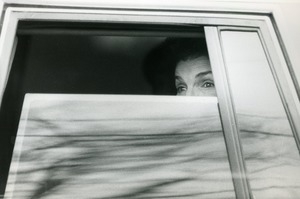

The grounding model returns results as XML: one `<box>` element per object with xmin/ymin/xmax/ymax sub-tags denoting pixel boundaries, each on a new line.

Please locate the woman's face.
<box><xmin>175</xmin><ymin>56</ymin><xmax>216</xmax><ymax>96</ymax></box>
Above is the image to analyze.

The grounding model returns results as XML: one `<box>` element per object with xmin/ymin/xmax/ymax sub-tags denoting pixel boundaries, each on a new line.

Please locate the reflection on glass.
<box><xmin>221</xmin><ymin>31</ymin><xmax>300</xmax><ymax>198</ymax></box>
<box><xmin>5</xmin><ymin>95</ymin><xmax>234</xmax><ymax>199</ymax></box>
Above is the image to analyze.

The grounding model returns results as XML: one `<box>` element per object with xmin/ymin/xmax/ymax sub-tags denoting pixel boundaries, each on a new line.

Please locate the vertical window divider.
<box><xmin>204</xmin><ymin>26</ymin><xmax>252</xmax><ymax>199</ymax></box>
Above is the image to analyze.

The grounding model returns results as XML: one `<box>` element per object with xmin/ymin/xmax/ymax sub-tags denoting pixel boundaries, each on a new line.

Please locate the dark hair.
<box><xmin>143</xmin><ymin>37</ymin><xmax>208</xmax><ymax>95</ymax></box>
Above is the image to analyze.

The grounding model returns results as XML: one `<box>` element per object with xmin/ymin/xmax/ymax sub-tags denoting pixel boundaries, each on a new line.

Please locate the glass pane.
<box><xmin>5</xmin><ymin>94</ymin><xmax>235</xmax><ymax>199</ymax></box>
<box><xmin>221</xmin><ymin>31</ymin><xmax>300</xmax><ymax>198</ymax></box>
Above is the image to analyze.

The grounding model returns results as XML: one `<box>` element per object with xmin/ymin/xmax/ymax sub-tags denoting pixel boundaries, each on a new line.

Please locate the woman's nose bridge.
<box><xmin>186</xmin><ymin>86</ymin><xmax>196</xmax><ymax>96</ymax></box>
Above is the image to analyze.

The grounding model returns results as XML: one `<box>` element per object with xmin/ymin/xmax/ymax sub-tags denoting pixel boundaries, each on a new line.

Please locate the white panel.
<box><xmin>5</xmin><ymin>94</ymin><xmax>235</xmax><ymax>199</ymax></box>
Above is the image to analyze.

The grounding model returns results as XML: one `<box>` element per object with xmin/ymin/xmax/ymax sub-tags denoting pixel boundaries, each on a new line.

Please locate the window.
<box><xmin>0</xmin><ymin>4</ymin><xmax>299</xmax><ymax>199</ymax></box>
<box><xmin>1</xmin><ymin>14</ymin><xmax>233</xmax><ymax>199</ymax></box>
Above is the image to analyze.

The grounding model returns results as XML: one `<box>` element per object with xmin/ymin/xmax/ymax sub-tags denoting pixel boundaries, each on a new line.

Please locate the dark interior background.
<box><xmin>0</xmin><ymin>21</ymin><xmax>204</xmax><ymax>195</ymax></box>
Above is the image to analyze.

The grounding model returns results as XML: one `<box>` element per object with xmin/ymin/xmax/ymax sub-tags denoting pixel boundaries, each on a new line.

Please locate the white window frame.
<box><xmin>0</xmin><ymin>5</ymin><xmax>299</xmax><ymax>199</ymax></box>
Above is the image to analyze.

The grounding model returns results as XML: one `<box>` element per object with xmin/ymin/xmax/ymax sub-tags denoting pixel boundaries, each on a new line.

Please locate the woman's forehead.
<box><xmin>175</xmin><ymin>56</ymin><xmax>211</xmax><ymax>76</ymax></box>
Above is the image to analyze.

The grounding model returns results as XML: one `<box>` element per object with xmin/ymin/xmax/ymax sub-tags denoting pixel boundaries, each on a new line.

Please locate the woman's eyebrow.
<box><xmin>195</xmin><ymin>71</ymin><xmax>212</xmax><ymax>79</ymax></box>
<box><xmin>175</xmin><ymin>75</ymin><xmax>184</xmax><ymax>82</ymax></box>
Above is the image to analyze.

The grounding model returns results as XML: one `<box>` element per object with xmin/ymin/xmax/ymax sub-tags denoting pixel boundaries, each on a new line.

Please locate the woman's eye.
<box><xmin>176</xmin><ymin>86</ymin><xmax>187</xmax><ymax>93</ymax></box>
<box><xmin>202</xmin><ymin>82</ymin><xmax>215</xmax><ymax>88</ymax></box>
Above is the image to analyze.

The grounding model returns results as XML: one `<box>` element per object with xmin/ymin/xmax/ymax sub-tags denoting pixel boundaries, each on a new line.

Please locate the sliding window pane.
<box><xmin>5</xmin><ymin>95</ymin><xmax>235</xmax><ymax>199</ymax></box>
